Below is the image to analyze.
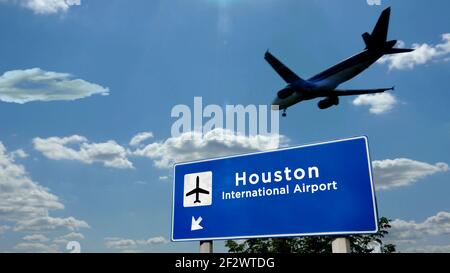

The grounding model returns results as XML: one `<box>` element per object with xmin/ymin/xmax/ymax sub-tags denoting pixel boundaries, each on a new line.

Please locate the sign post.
<box><xmin>172</xmin><ymin>136</ymin><xmax>378</xmax><ymax>245</ymax></box>
<box><xmin>200</xmin><ymin>240</ymin><xmax>213</xmax><ymax>253</ymax></box>
<box><xmin>332</xmin><ymin>237</ymin><xmax>351</xmax><ymax>253</ymax></box>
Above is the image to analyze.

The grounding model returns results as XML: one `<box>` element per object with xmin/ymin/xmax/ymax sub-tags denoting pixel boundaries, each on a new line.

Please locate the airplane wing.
<box><xmin>326</xmin><ymin>87</ymin><xmax>393</xmax><ymax>96</ymax></box>
<box><xmin>197</xmin><ymin>188</ymin><xmax>209</xmax><ymax>195</ymax></box>
<box><xmin>264</xmin><ymin>51</ymin><xmax>300</xmax><ymax>84</ymax></box>
<box><xmin>186</xmin><ymin>188</ymin><xmax>209</xmax><ymax>196</ymax></box>
<box><xmin>186</xmin><ymin>189</ymin><xmax>197</xmax><ymax>196</ymax></box>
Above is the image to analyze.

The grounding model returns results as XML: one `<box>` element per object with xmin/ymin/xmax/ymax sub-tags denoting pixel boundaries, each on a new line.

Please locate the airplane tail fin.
<box><xmin>362</xmin><ymin>7</ymin><xmax>414</xmax><ymax>54</ymax></box>
<box><xmin>362</xmin><ymin>7</ymin><xmax>391</xmax><ymax>49</ymax></box>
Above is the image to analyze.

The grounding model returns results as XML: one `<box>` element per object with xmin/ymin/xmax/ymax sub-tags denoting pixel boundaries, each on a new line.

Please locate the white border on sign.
<box><xmin>171</xmin><ymin>135</ymin><xmax>379</xmax><ymax>242</ymax></box>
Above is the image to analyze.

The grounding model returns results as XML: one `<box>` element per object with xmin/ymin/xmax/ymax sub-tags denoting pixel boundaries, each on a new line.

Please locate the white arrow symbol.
<box><xmin>191</xmin><ymin>216</ymin><xmax>203</xmax><ymax>231</ymax></box>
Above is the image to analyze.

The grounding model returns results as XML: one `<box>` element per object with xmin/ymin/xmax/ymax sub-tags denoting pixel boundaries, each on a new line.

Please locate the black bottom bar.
<box><xmin>1</xmin><ymin>253</ymin><xmax>448</xmax><ymax>272</ymax></box>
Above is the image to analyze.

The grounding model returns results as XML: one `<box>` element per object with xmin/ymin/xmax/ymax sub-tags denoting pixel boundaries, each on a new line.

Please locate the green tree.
<box><xmin>225</xmin><ymin>217</ymin><xmax>396</xmax><ymax>253</ymax></box>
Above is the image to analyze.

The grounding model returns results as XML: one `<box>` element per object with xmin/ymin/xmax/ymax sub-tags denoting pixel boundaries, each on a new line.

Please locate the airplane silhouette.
<box><xmin>266</xmin><ymin>7</ymin><xmax>413</xmax><ymax>116</ymax></box>
<box><xmin>186</xmin><ymin>176</ymin><xmax>210</xmax><ymax>203</ymax></box>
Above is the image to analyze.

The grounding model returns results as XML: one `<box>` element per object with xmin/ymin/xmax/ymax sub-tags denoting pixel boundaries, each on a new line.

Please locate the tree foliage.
<box><xmin>226</xmin><ymin>217</ymin><xmax>396</xmax><ymax>253</ymax></box>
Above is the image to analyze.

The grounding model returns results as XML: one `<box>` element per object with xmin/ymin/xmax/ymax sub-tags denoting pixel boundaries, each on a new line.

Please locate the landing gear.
<box><xmin>282</xmin><ymin>109</ymin><xmax>287</xmax><ymax>117</ymax></box>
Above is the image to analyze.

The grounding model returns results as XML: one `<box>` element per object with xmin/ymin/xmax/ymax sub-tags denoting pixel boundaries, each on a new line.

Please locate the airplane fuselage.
<box><xmin>272</xmin><ymin>49</ymin><xmax>384</xmax><ymax>110</ymax></box>
<box><xmin>194</xmin><ymin>192</ymin><xmax>201</xmax><ymax>203</ymax></box>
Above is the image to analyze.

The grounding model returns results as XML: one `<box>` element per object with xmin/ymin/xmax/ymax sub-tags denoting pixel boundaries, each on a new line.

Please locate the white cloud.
<box><xmin>387</xmin><ymin>211</ymin><xmax>450</xmax><ymax>252</ymax></box>
<box><xmin>11</xmin><ymin>149</ymin><xmax>28</xmax><ymax>159</ymax></box>
<box><xmin>372</xmin><ymin>158</ymin><xmax>449</xmax><ymax>190</ymax></box>
<box><xmin>34</xmin><ymin>130</ymin><xmax>286</xmax><ymax>170</ymax></box>
<box><xmin>0</xmin><ymin>68</ymin><xmax>108</xmax><ymax>104</ymax></box>
<box><xmin>0</xmin><ymin>225</ymin><xmax>9</xmax><ymax>234</ymax></box>
<box><xmin>13</xmin><ymin>242</ymin><xmax>59</xmax><ymax>253</ymax></box>
<box><xmin>105</xmin><ymin>236</ymin><xmax>168</xmax><ymax>250</ymax></box>
<box><xmin>1</xmin><ymin>0</ymin><xmax>81</xmax><ymax>14</ymax></box>
<box><xmin>159</xmin><ymin>176</ymin><xmax>169</xmax><ymax>181</ymax></box>
<box><xmin>14</xmin><ymin>216</ymin><xmax>89</xmax><ymax>232</ymax></box>
<box><xmin>120</xmin><ymin>249</ymin><xmax>142</xmax><ymax>253</ymax></box>
<box><xmin>132</xmin><ymin>128</ymin><xmax>286</xmax><ymax>169</ymax></box>
<box><xmin>33</xmin><ymin>135</ymin><xmax>134</xmax><ymax>169</ymax></box>
<box><xmin>403</xmin><ymin>244</ymin><xmax>450</xmax><ymax>253</ymax></box>
<box><xmin>1</xmin><ymin>142</ymin><xmax>63</xmax><ymax>221</ymax></box>
<box><xmin>53</xmin><ymin>232</ymin><xmax>84</xmax><ymax>244</ymax></box>
<box><xmin>0</xmin><ymin>141</ymin><xmax>89</xmax><ymax>251</ymax></box>
<box><xmin>23</xmin><ymin>234</ymin><xmax>49</xmax><ymax>242</ymax></box>
<box><xmin>378</xmin><ymin>33</ymin><xmax>450</xmax><ymax>70</ymax></box>
<box><xmin>139</xmin><ymin>236</ymin><xmax>168</xmax><ymax>245</ymax></box>
<box><xmin>104</xmin><ymin>237</ymin><xmax>137</xmax><ymax>250</ymax></box>
<box><xmin>129</xmin><ymin>132</ymin><xmax>153</xmax><ymax>147</ymax></box>
<box><xmin>62</xmin><ymin>232</ymin><xmax>85</xmax><ymax>240</ymax></box>
<box><xmin>352</xmin><ymin>93</ymin><xmax>397</xmax><ymax>114</ymax></box>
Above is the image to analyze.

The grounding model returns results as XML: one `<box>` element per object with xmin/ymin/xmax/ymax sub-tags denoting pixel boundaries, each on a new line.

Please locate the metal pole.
<box><xmin>200</xmin><ymin>240</ymin><xmax>213</xmax><ymax>253</ymax></box>
<box><xmin>332</xmin><ymin>237</ymin><xmax>351</xmax><ymax>253</ymax></box>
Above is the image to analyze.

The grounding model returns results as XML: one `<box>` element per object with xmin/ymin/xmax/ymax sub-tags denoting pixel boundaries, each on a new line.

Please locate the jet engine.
<box><xmin>318</xmin><ymin>96</ymin><xmax>339</xmax><ymax>109</ymax></box>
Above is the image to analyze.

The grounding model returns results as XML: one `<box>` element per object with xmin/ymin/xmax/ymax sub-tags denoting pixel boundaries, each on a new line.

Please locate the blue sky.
<box><xmin>0</xmin><ymin>0</ymin><xmax>449</xmax><ymax>253</ymax></box>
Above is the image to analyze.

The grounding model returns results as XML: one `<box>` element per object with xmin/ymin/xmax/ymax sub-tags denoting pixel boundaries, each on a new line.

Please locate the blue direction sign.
<box><xmin>171</xmin><ymin>136</ymin><xmax>378</xmax><ymax>241</ymax></box>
